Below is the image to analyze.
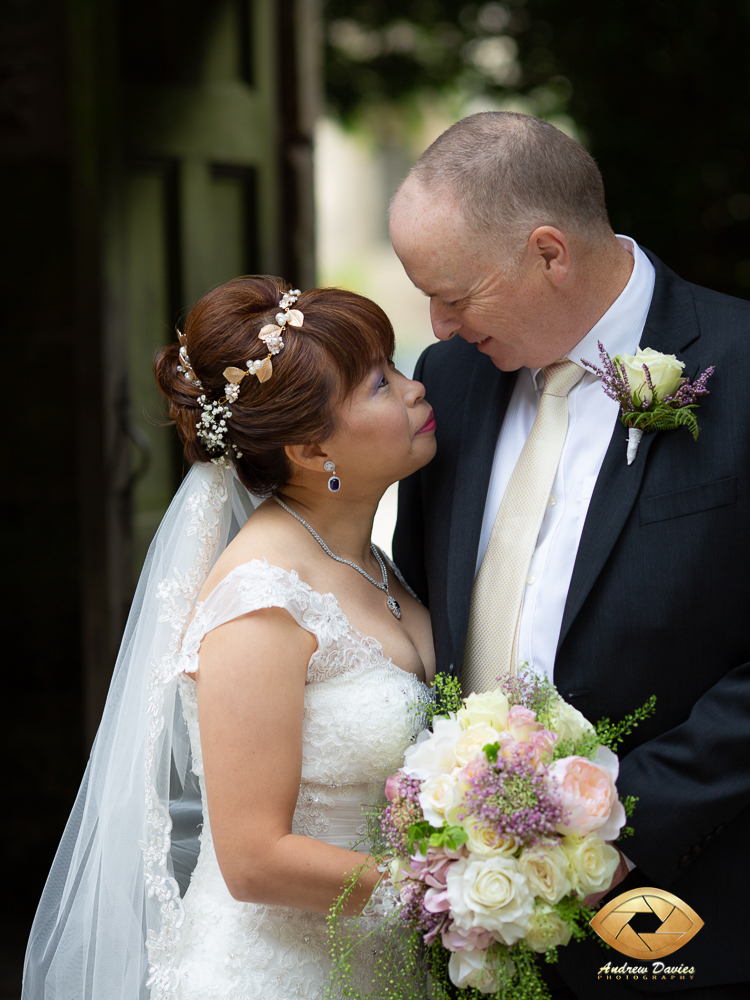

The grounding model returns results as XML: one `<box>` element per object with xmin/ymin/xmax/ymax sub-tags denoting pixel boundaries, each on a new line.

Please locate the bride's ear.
<box><xmin>285</xmin><ymin>442</ymin><xmax>330</xmax><ymax>474</ymax></box>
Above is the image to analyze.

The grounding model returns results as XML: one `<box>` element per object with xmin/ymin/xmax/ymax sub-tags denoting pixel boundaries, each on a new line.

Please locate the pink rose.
<box><xmin>506</xmin><ymin>705</ymin><xmax>543</xmax><ymax>742</ymax></box>
<box><xmin>384</xmin><ymin>773</ymin><xmax>401</xmax><ymax>801</ymax></box>
<box><xmin>456</xmin><ymin>756</ymin><xmax>489</xmax><ymax>783</ymax></box>
<box><xmin>527</xmin><ymin>728</ymin><xmax>558</xmax><ymax>766</ymax></box>
<box><xmin>547</xmin><ymin>747</ymin><xmax>626</xmax><ymax>841</ymax></box>
<box><xmin>496</xmin><ymin>727</ymin><xmax>557</xmax><ymax>770</ymax></box>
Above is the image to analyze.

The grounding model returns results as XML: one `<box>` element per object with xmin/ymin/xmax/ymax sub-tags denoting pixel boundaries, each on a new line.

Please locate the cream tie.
<box><xmin>462</xmin><ymin>359</ymin><xmax>585</xmax><ymax>694</ymax></box>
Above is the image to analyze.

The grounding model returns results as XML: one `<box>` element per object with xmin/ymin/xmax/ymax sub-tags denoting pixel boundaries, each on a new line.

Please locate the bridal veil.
<box><xmin>23</xmin><ymin>462</ymin><xmax>256</xmax><ymax>999</ymax></box>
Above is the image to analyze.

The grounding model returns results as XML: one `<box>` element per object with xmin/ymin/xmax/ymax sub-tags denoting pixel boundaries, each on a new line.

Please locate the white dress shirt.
<box><xmin>475</xmin><ymin>237</ymin><xmax>656</xmax><ymax>684</ymax></box>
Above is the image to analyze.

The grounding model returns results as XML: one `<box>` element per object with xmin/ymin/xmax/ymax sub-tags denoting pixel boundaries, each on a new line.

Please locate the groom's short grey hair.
<box><xmin>405</xmin><ymin>111</ymin><xmax>612</xmax><ymax>260</ymax></box>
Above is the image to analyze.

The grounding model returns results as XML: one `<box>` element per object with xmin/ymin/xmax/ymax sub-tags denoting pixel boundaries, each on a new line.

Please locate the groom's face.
<box><xmin>390</xmin><ymin>179</ymin><xmax>566</xmax><ymax>371</ymax></box>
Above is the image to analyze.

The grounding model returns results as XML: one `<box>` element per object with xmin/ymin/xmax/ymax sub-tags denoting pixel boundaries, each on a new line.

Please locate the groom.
<box><xmin>390</xmin><ymin>112</ymin><xmax>750</xmax><ymax>999</ymax></box>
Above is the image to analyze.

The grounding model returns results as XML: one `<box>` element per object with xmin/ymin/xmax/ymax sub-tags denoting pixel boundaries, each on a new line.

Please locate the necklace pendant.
<box><xmin>387</xmin><ymin>596</ymin><xmax>402</xmax><ymax>619</ymax></box>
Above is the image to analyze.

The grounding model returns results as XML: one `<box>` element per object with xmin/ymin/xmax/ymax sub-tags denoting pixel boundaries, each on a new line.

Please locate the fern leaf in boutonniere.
<box><xmin>581</xmin><ymin>342</ymin><xmax>714</xmax><ymax>465</ymax></box>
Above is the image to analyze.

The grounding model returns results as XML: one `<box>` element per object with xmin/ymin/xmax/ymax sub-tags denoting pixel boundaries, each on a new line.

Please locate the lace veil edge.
<box><xmin>23</xmin><ymin>463</ymin><xmax>256</xmax><ymax>1000</ymax></box>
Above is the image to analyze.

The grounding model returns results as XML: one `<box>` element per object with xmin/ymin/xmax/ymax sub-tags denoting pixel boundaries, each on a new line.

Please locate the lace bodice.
<box><xmin>171</xmin><ymin>559</ymin><xmax>431</xmax><ymax>1000</ymax></box>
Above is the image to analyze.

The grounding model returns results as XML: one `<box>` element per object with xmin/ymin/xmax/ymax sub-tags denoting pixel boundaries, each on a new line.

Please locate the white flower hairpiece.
<box><xmin>184</xmin><ymin>288</ymin><xmax>305</xmax><ymax>466</ymax></box>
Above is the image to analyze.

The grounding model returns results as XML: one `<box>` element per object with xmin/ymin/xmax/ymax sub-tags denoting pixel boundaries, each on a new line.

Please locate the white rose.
<box><xmin>464</xmin><ymin>821</ymin><xmax>519</xmax><ymax>858</ymax></box>
<box><xmin>402</xmin><ymin>715</ymin><xmax>463</xmax><ymax>780</ymax></box>
<box><xmin>562</xmin><ymin>834</ymin><xmax>620</xmax><ymax>898</ymax></box>
<box><xmin>613</xmin><ymin>347</ymin><xmax>685</xmax><ymax>405</ymax></box>
<box><xmin>457</xmin><ymin>690</ymin><xmax>510</xmax><ymax>732</ymax></box>
<box><xmin>525</xmin><ymin>902</ymin><xmax>573</xmax><ymax>953</ymax></box>
<box><xmin>446</xmin><ymin>855</ymin><xmax>534</xmax><ymax>945</ymax></box>
<box><xmin>454</xmin><ymin>723</ymin><xmax>502</xmax><ymax>767</ymax></box>
<box><xmin>448</xmin><ymin>947</ymin><xmax>514</xmax><ymax>994</ymax></box>
<box><xmin>418</xmin><ymin>772</ymin><xmax>459</xmax><ymax>826</ymax></box>
<box><xmin>518</xmin><ymin>841</ymin><xmax>572</xmax><ymax>904</ymax></box>
<box><xmin>549</xmin><ymin>697</ymin><xmax>595</xmax><ymax>744</ymax></box>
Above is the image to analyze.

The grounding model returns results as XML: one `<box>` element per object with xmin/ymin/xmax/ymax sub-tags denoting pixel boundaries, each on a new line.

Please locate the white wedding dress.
<box><xmin>171</xmin><ymin>557</ymin><xmax>431</xmax><ymax>1000</ymax></box>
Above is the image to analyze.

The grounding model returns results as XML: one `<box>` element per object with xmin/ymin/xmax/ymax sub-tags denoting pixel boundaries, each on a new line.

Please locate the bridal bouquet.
<box><xmin>330</xmin><ymin>670</ymin><xmax>655</xmax><ymax>1000</ymax></box>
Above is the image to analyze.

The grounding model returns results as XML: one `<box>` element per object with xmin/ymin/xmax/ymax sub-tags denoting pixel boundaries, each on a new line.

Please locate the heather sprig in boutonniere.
<box><xmin>582</xmin><ymin>343</ymin><xmax>715</xmax><ymax>464</ymax></box>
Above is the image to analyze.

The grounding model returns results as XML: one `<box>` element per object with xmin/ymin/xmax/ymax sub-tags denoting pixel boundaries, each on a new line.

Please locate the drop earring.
<box><xmin>324</xmin><ymin>461</ymin><xmax>340</xmax><ymax>492</ymax></box>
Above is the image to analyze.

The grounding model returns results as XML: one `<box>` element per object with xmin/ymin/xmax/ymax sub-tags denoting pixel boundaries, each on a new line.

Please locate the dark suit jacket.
<box><xmin>393</xmin><ymin>250</ymin><xmax>750</xmax><ymax>995</ymax></box>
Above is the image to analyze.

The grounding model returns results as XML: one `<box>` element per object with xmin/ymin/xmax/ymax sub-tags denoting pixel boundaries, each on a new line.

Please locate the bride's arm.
<box><xmin>195</xmin><ymin>607</ymin><xmax>384</xmax><ymax>915</ymax></box>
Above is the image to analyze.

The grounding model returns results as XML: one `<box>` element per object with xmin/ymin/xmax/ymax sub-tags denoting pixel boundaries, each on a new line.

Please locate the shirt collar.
<box><xmin>529</xmin><ymin>236</ymin><xmax>656</xmax><ymax>390</ymax></box>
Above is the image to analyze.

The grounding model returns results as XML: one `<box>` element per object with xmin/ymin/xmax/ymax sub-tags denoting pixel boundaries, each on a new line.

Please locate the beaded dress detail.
<box><xmin>172</xmin><ymin>559</ymin><xmax>431</xmax><ymax>1000</ymax></box>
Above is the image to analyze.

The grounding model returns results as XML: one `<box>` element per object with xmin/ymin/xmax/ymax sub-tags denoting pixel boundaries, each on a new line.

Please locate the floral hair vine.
<box><xmin>222</xmin><ymin>288</ymin><xmax>303</xmax><ymax>396</ymax></box>
<box><xmin>178</xmin><ymin>288</ymin><xmax>305</xmax><ymax>467</ymax></box>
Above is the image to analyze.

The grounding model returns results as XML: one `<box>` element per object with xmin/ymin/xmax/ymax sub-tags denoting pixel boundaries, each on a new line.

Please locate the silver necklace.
<box><xmin>273</xmin><ymin>496</ymin><xmax>402</xmax><ymax>619</ymax></box>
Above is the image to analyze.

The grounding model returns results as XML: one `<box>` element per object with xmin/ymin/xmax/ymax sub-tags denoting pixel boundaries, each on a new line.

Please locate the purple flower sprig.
<box><xmin>460</xmin><ymin>754</ymin><xmax>563</xmax><ymax>845</ymax></box>
<box><xmin>581</xmin><ymin>341</ymin><xmax>637</xmax><ymax>412</ymax></box>
<box><xmin>499</xmin><ymin>665</ymin><xmax>556</xmax><ymax>720</ymax></box>
<box><xmin>663</xmin><ymin>364</ymin><xmax>714</xmax><ymax>408</ymax></box>
<box><xmin>381</xmin><ymin>774</ymin><xmax>424</xmax><ymax>855</ymax></box>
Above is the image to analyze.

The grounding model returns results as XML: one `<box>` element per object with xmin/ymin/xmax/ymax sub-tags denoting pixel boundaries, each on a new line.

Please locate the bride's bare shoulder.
<box><xmin>198</xmin><ymin>499</ymin><xmax>315</xmax><ymax>601</ymax></box>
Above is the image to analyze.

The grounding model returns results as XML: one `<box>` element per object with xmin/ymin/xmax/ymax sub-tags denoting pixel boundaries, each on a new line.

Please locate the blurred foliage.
<box><xmin>324</xmin><ymin>1</ymin><xmax>536</xmax><ymax>118</ymax></box>
<box><xmin>323</xmin><ymin>0</ymin><xmax>750</xmax><ymax>299</ymax></box>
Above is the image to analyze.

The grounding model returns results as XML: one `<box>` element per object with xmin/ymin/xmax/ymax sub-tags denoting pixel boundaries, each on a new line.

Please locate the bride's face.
<box><xmin>325</xmin><ymin>360</ymin><xmax>436</xmax><ymax>494</ymax></box>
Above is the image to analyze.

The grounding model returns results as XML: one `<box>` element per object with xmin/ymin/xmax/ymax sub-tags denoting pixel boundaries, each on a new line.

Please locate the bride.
<box><xmin>23</xmin><ymin>277</ymin><xmax>437</xmax><ymax>999</ymax></box>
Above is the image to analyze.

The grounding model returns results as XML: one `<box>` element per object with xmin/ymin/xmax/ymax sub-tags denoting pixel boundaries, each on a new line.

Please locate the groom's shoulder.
<box><xmin>647</xmin><ymin>248</ymin><xmax>750</xmax><ymax>361</ymax></box>
<box><xmin>688</xmin><ymin>280</ymin><xmax>750</xmax><ymax>329</ymax></box>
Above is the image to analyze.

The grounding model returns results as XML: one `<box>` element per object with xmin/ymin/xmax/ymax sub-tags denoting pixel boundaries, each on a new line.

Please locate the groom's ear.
<box><xmin>284</xmin><ymin>442</ymin><xmax>328</xmax><ymax>473</ymax></box>
<box><xmin>527</xmin><ymin>226</ymin><xmax>571</xmax><ymax>286</ymax></box>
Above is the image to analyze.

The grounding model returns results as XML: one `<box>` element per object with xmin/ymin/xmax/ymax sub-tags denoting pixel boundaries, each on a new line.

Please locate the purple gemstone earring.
<box><xmin>324</xmin><ymin>460</ymin><xmax>340</xmax><ymax>492</ymax></box>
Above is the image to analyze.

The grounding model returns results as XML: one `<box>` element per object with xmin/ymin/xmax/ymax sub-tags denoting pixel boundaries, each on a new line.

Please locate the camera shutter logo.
<box><xmin>590</xmin><ymin>888</ymin><xmax>704</xmax><ymax>960</ymax></box>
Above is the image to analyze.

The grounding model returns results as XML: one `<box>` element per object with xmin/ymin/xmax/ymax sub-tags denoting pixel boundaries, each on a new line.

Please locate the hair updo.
<box><xmin>154</xmin><ymin>276</ymin><xmax>396</xmax><ymax>496</ymax></box>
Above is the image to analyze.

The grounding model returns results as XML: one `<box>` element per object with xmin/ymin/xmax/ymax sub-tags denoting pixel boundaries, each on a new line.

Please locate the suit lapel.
<box><xmin>446</xmin><ymin>357</ymin><xmax>516</xmax><ymax>673</ymax></box>
<box><xmin>557</xmin><ymin>251</ymin><xmax>702</xmax><ymax>651</ymax></box>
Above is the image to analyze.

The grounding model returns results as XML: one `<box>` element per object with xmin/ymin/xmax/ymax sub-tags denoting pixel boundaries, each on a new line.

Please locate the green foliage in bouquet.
<box><xmin>551</xmin><ymin>695</ymin><xmax>658</xmax><ymax>762</ymax></box>
<box><xmin>419</xmin><ymin>672</ymin><xmax>464</xmax><ymax>726</ymax></box>
<box><xmin>326</xmin><ymin>860</ymin><xmax>428</xmax><ymax>1000</ymax></box>
<box><xmin>407</xmin><ymin>819</ymin><xmax>468</xmax><ymax>856</ymax></box>
<box><xmin>329</xmin><ymin>667</ymin><xmax>657</xmax><ymax>999</ymax></box>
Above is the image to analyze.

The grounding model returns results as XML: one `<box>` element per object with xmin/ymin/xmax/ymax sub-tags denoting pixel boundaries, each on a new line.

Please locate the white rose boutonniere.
<box><xmin>582</xmin><ymin>341</ymin><xmax>714</xmax><ymax>464</ymax></box>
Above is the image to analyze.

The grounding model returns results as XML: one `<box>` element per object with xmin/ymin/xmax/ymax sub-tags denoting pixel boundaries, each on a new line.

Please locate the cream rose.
<box><xmin>613</xmin><ymin>347</ymin><xmax>685</xmax><ymax>405</ymax></box>
<box><xmin>525</xmin><ymin>903</ymin><xmax>573</xmax><ymax>953</ymax></box>
<box><xmin>547</xmin><ymin>746</ymin><xmax>626</xmax><ymax>841</ymax></box>
<box><xmin>464</xmin><ymin>821</ymin><xmax>519</xmax><ymax>858</ymax></box>
<box><xmin>388</xmin><ymin>857</ymin><xmax>409</xmax><ymax>886</ymax></box>
<box><xmin>402</xmin><ymin>715</ymin><xmax>463</xmax><ymax>780</ymax></box>
<box><xmin>446</xmin><ymin>855</ymin><xmax>534</xmax><ymax>945</ymax></box>
<box><xmin>444</xmin><ymin>757</ymin><xmax>485</xmax><ymax>826</ymax></box>
<box><xmin>518</xmin><ymin>841</ymin><xmax>572</xmax><ymax>904</ymax></box>
<box><xmin>454</xmin><ymin>723</ymin><xmax>502</xmax><ymax>767</ymax></box>
<box><xmin>448</xmin><ymin>947</ymin><xmax>510</xmax><ymax>994</ymax></box>
<box><xmin>418</xmin><ymin>772</ymin><xmax>459</xmax><ymax>826</ymax></box>
<box><xmin>562</xmin><ymin>834</ymin><xmax>620</xmax><ymax>898</ymax></box>
<box><xmin>457</xmin><ymin>690</ymin><xmax>510</xmax><ymax>732</ymax></box>
<box><xmin>549</xmin><ymin>697</ymin><xmax>595</xmax><ymax>744</ymax></box>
